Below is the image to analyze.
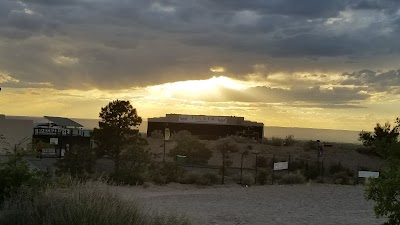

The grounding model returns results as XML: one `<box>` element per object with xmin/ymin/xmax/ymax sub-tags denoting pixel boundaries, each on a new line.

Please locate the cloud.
<box><xmin>0</xmin><ymin>0</ymin><xmax>400</xmax><ymax>90</ymax></box>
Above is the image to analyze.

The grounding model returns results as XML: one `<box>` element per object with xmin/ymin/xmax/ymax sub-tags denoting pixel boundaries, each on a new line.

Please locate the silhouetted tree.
<box><xmin>366</xmin><ymin>136</ymin><xmax>400</xmax><ymax>225</ymax></box>
<box><xmin>358</xmin><ymin>119</ymin><xmax>400</xmax><ymax>156</ymax></box>
<box><xmin>92</xmin><ymin>100</ymin><xmax>143</xmax><ymax>176</ymax></box>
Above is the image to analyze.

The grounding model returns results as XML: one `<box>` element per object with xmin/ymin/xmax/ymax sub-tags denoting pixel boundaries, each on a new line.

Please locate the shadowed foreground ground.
<box><xmin>115</xmin><ymin>184</ymin><xmax>384</xmax><ymax>225</ymax></box>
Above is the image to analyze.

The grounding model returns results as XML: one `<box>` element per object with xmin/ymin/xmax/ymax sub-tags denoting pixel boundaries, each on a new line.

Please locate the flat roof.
<box><xmin>148</xmin><ymin>114</ymin><xmax>264</xmax><ymax>127</ymax></box>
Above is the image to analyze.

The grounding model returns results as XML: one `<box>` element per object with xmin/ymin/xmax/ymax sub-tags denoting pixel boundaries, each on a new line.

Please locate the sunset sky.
<box><xmin>1</xmin><ymin>0</ymin><xmax>400</xmax><ymax>131</ymax></box>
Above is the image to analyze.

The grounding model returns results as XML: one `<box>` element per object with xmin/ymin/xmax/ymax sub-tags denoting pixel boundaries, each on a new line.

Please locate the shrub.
<box><xmin>256</xmin><ymin>156</ymin><xmax>269</xmax><ymax>168</ymax></box>
<box><xmin>179</xmin><ymin>172</ymin><xmax>219</xmax><ymax>186</ymax></box>
<box><xmin>288</xmin><ymin>160</ymin><xmax>305</xmax><ymax>172</ymax></box>
<box><xmin>149</xmin><ymin>162</ymin><xmax>186</xmax><ymax>185</ymax></box>
<box><xmin>169</xmin><ymin>135</ymin><xmax>212</xmax><ymax>165</ymax></box>
<box><xmin>257</xmin><ymin>170</ymin><xmax>269</xmax><ymax>185</ymax></box>
<box><xmin>240</xmin><ymin>172</ymin><xmax>254</xmax><ymax>186</ymax></box>
<box><xmin>304</xmin><ymin>161</ymin><xmax>321</xmax><ymax>180</ymax></box>
<box><xmin>303</xmin><ymin>140</ymin><xmax>317</xmax><ymax>151</ymax></box>
<box><xmin>329</xmin><ymin>163</ymin><xmax>353</xmax><ymax>177</ymax></box>
<box><xmin>178</xmin><ymin>172</ymin><xmax>200</xmax><ymax>184</ymax></box>
<box><xmin>284</xmin><ymin>135</ymin><xmax>296</xmax><ymax>146</ymax></box>
<box><xmin>356</xmin><ymin>147</ymin><xmax>379</xmax><ymax>157</ymax></box>
<box><xmin>269</xmin><ymin>137</ymin><xmax>283</xmax><ymax>146</ymax></box>
<box><xmin>0</xmin><ymin>182</ymin><xmax>191</xmax><ymax>225</ymax></box>
<box><xmin>334</xmin><ymin>171</ymin><xmax>351</xmax><ymax>185</ymax></box>
<box><xmin>279</xmin><ymin>172</ymin><xmax>306</xmax><ymax>185</ymax></box>
<box><xmin>150</xmin><ymin>130</ymin><xmax>164</xmax><ymax>139</ymax></box>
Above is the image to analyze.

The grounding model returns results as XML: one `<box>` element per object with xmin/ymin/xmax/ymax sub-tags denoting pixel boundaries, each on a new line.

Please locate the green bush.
<box><xmin>304</xmin><ymin>161</ymin><xmax>321</xmax><ymax>180</ymax></box>
<box><xmin>329</xmin><ymin>163</ymin><xmax>353</xmax><ymax>177</ymax></box>
<box><xmin>179</xmin><ymin>172</ymin><xmax>219</xmax><ymax>186</ymax></box>
<box><xmin>303</xmin><ymin>140</ymin><xmax>317</xmax><ymax>151</ymax></box>
<box><xmin>256</xmin><ymin>156</ymin><xmax>269</xmax><ymax>168</ymax></box>
<box><xmin>284</xmin><ymin>135</ymin><xmax>296</xmax><ymax>146</ymax></box>
<box><xmin>334</xmin><ymin>171</ymin><xmax>351</xmax><ymax>185</ymax></box>
<box><xmin>279</xmin><ymin>172</ymin><xmax>306</xmax><ymax>185</ymax></box>
<box><xmin>0</xmin><ymin>182</ymin><xmax>191</xmax><ymax>225</ymax></box>
<box><xmin>169</xmin><ymin>134</ymin><xmax>212</xmax><ymax>165</ymax></box>
<box><xmin>149</xmin><ymin>162</ymin><xmax>186</xmax><ymax>185</ymax></box>
<box><xmin>269</xmin><ymin>137</ymin><xmax>283</xmax><ymax>146</ymax></box>
<box><xmin>257</xmin><ymin>170</ymin><xmax>269</xmax><ymax>185</ymax></box>
<box><xmin>240</xmin><ymin>173</ymin><xmax>254</xmax><ymax>186</ymax></box>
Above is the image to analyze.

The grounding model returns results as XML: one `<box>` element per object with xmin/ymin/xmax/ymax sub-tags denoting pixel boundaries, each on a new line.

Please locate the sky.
<box><xmin>1</xmin><ymin>0</ymin><xmax>400</xmax><ymax>131</ymax></box>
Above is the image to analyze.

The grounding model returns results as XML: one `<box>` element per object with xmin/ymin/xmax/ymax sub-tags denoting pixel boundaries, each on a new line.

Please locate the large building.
<box><xmin>147</xmin><ymin>114</ymin><xmax>264</xmax><ymax>140</ymax></box>
<box><xmin>0</xmin><ymin>114</ymin><xmax>33</xmax><ymax>154</ymax></box>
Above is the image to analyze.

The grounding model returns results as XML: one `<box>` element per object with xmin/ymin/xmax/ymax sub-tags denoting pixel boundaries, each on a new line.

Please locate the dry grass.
<box><xmin>0</xmin><ymin>182</ymin><xmax>191</xmax><ymax>225</ymax></box>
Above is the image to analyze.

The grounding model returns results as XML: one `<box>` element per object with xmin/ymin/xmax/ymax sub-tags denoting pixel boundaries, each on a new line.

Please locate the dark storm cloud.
<box><xmin>1</xmin><ymin>0</ymin><xmax>400</xmax><ymax>91</ymax></box>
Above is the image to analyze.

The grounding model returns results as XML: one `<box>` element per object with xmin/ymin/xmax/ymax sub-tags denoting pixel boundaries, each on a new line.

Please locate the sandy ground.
<box><xmin>114</xmin><ymin>183</ymin><xmax>384</xmax><ymax>225</ymax></box>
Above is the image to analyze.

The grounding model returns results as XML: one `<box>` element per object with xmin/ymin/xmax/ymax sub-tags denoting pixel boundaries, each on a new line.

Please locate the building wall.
<box><xmin>147</xmin><ymin>121</ymin><xmax>264</xmax><ymax>140</ymax></box>
<box><xmin>0</xmin><ymin>115</ymin><xmax>33</xmax><ymax>154</ymax></box>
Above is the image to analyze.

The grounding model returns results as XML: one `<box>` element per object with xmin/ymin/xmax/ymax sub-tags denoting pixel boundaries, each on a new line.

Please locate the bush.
<box><xmin>268</xmin><ymin>137</ymin><xmax>283</xmax><ymax>146</ymax></box>
<box><xmin>304</xmin><ymin>161</ymin><xmax>321</xmax><ymax>180</ymax></box>
<box><xmin>279</xmin><ymin>172</ymin><xmax>306</xmax><ymax>185</ymax></box>
<box><xmin>240</xmin><ymin>172</ymin><xmax>254</xmax><ymax>186</ymax></box>
<box><xmin>256</xmin><ymin>156</ymin><xmax>269</xmax><ymax>168</ymax></box>
<box><xmin>257</xmin><ymin>170</ymin><xmax>269</xmax><ymax>185</ymax></box>
<box><xmin>284</xmin><ymin>135</ymin><xmax>296</xmax><ymax>146</ymax></box>
<box><xmin>149</xmin><ymin>162</ymin><xmax>186</xmax><ymax>185</ymax></box>
<box><xmin>356</xmin><ymin>147</ymin><xmax>379</xmax><ymax>157</ymax></box>
<box><xmin>334</xmin><ymin>171</ymin><xmax>351</xmax><ymax>185</ymax></box>
<box><xmin>169</xmin><ymin>135</ymin><xmax>212</xmax><ymax>165</ymax></box>
<box><xmin>0</xmin><ymin>182</ymin><xmax>191</xmax><ymax>225</ymax></box>
<box><xmin>179</xmin><ymin>172</ymin><xmax>219</xmax><ymax>186</ymax></box>
<box><xmin>303</xmin><ymin>140</ymin><xmax>318</xmax><ymax>151</ymax></box>
<box><xmin>329</xmin><ymin>163</ymin><xmax>353</xmax><ymax>177</ymax></box>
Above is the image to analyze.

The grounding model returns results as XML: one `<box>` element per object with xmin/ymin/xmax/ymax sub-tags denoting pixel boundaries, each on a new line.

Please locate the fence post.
<box><xmin>356</xmin><ymin>163</ymin><xmax>360</xmax><ymax>185</ymax></box>
<box><xmin>254</xmin><ymin>153</ymin><xmax>259</xmax><ymax>184</ymax></box>
<box><xmin>221</xmin><ymin>151</ymin><xmax>225</xmax><ymax>184</ymax></box>
<box><xmin>272</xmin><ymin>154</ymin><xmax>275</xmax><ymax>185</ymax></box>
<box><xmin>321</xmin><ymin>159</ymin><xmax>324</xmax><ymax>183</ymax></box>
<box><xmin>287</xmin><ymin>154</ymin><xmax>291</xmax><ymax>174</ymax></box>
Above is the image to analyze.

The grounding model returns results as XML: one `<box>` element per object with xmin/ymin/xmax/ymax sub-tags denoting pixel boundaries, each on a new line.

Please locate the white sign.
<box><xmin>358</xmin><ymin>171</ymin><xmax>380</xmax><ymax>178</ymax></box>
<box><xmin>274</xmin><ymin>162</ymin><xmax>289</xmax><ymax>171</ymax></box>
<box><xmin>164</xmin><ymin>128</ymin><xmax>170</xmax><ymax>141</ymax></box>
<box><xmin>178</xmin><ymin>115</ymin><xmax>228</xmax><ymax>124</ymax></box>
<box><xmin>50</xmin><ymin>138</ymin><xmax>58</xmax><ymax>145</ymax></box>
<box><xmin>34</xmin><ymin>128</ymin><xmax>71</xmax><ymax>136</ymax></box>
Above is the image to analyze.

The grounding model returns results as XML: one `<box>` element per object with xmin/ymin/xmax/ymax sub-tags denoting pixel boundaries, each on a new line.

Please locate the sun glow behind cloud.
<box><xmin>146</xmin><ymin>76</ymin><xmax>249</xmax><ymax>99</ymax></box>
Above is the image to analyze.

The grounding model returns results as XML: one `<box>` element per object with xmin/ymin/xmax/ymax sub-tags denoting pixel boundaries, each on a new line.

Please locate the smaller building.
<box><xmin>33</xmin><ymin>116</ymin><xmax>92</xmax><ymax>157</ymax></box>
<box><xmin>0</xmin><ymin>114</ymin><xmax>33</xmax><ymax>154</ymax></box>
<box><xmin>147</xmin><ymin>114</ymin><xmax>264</xmax><ymax>140</ymax></box>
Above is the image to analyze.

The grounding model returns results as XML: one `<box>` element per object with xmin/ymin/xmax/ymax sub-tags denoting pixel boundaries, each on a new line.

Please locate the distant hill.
<box><xmin>5</xmin><ymin>116</ymin><xmax>362</xmax><ymax>144</ymax></box>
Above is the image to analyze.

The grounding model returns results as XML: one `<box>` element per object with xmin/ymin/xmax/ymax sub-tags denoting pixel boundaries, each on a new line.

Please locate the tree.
<box><xmin>169</xmin><ymin>131</ymin><xmax>212</xmax><ymax>165</ymax></box>
<box><xmin>359</xmin><ymin>119</ymin><xmax>400</xmax><ymax>156</ymax></box>
<box><xmin>366</xmin><ymin>118</ymin><xmax>400</xmax><ymax>225</ymax></box>
<box><xmin>366</xmin><ymin>140</ymin><xmax>400</xmax><ymax>225</ymax></box>
<box><xmin>92</xmin><ymin>100</ymin><xmax>144</xmax><ymax>176</ymax></box>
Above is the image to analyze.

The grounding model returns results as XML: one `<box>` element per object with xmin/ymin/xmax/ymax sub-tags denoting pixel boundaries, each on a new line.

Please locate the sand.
<box><xmin>114</xmin><ymin>183</ymin><xmax>384</xmax><ymax>225</ymax></box>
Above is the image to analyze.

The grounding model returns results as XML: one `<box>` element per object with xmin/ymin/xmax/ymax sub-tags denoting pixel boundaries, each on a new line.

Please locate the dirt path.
<box><xmin>113</xmin><ymin>184</ymin><xmax>384</xmax><ymax>225</ymax></box>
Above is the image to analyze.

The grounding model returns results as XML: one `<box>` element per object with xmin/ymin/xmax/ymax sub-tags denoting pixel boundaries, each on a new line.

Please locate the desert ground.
<box><xmin>114</xmin><ymin>183</ymin><xmax>383</xmax><ymax>225</ymax></box>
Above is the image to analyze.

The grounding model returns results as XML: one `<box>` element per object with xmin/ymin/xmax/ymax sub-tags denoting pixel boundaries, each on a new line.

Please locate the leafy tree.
<box><xmin>169</xmin><ymin>131</ymin><xmax>212</xmax><ymax>165</ymax></box>
<box><xmin>56</xmin><ymin>145</ymin><xmax>95</xmax><ymax>178</ymax></box>
<box><xmin>0</xmin><ymin>136</ymin><xmax>39</xmax><ymax>203</ymax></box>
<box><xmin>114</xmin><ymin>138</ymin><xmax>151</xmax><ymax>185</ymax></box>
<box><xmin>359</xmin><ymin>119</ymin><xmax>400</xmax><ymax>154</ymax></box>
<box><xmin>366</xmin><ymin>140</ymin><xmax>400</xmax><ymax>225</ymax></box>
<box><xmin>92</xmin><ymin>100</ymin><xmax>144</xmax><ymax>176</ymax></box>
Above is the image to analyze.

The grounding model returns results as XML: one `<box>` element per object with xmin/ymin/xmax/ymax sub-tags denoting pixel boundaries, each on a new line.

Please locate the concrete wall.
<box><xmin>0</xmin><ymin>115</ymin><xmax>33</xmax><ymax>154</ymax></box>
